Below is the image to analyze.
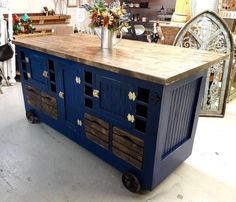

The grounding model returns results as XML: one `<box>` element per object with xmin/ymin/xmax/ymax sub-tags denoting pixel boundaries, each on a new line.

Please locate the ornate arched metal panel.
<box><xmin>174</xmin><ymin>10</ymin><xmax>234</xmax><ymax>117</ymax></box>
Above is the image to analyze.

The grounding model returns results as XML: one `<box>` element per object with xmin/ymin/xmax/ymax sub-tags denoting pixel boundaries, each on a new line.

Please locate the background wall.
<box><xmin>8</xmin><ymin>0</ymin><xmax>176</xmax><ymax>14</ymax></box>
<box><xmin>5</xmin><ymin>0</ymin><xmax>176</xmax><ymax>31</ymax></box>
<box><xmin>12</xmin><ymin>0</ymin><xmax>66</xmax><ymax>14</ymax></box>
<box><xmin>149</xmin><ymin>0</ymin><xmax>176</xmax><ymax>11</ymax></box>
<box><xmin>10</xmin><ymin>0</ymin><xmax>77</xmax><ymax>27</ymax></box>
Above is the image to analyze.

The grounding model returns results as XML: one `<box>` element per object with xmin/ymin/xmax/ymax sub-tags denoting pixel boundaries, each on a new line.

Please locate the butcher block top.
<box><xmin>13</xmin><ymin>34</ymin><xmax>227</xmax><ymax>85</ymax></box>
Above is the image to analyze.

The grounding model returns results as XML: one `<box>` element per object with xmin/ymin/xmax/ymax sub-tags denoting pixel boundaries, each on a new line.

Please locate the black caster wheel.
<box><xmin>122</xmin><ymin>172</ymin><xmax>141</xmax><ymax>193</ymax></box>
<box><xmin>26</xmin><ymin>111</ymin><xmax>38</xmax><ymax>124</ymax></box>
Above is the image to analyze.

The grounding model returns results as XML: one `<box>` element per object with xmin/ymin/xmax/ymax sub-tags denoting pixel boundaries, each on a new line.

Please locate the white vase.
<box><xmin>101</xmin><ymin>27</ymin><xmax>118</xmax><ymax>49</ymax></box>
<box><xmin>95</xmin><ymin>27</ymin><xmax>122</xmax><ymax>49</ymax></box>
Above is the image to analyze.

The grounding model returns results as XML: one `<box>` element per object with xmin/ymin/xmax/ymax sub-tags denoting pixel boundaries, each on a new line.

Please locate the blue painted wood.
<box><xmin>95</xmin><ymin>75</ymin><xmax>133</xmax><ymax>126</ymax></box>
<box><xmin>162</xmin><ymin>79</ymin><xmax>199</xmax><ymax>158</ymax></box>
<box><xmin>16</xmin><ymin>46</ymin><xmax>207</xmax><ymax>191</ymax></box>
<box><xmin>152</xmin><ymin>72</ymin><xmax>207</xmax><ymax>189</ymax></box>
<box><xmin>25</xmin><ymin>49</ymin><xmax>48</xmax><ymax>91</ymax></box>
<box><xmin>55</xmin><ymin>59</ymin><xmax>83</xmax><ymax>133</ymax></box>
<box><xmin>29</xmin><ymin>54</ymin><xmax>47</xmax><ymax>85</ymax></box>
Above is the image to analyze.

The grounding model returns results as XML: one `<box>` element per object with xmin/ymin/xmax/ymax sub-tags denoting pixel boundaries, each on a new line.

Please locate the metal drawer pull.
<box><xmin>93</xmin><ymin>89</ymin><xmax>100</xmax><ymax>98</ymax></box>
<box><xmin>27</xmin><ymin>72</ymin><xmax>31</xmax><ymax>79</ymax></box>
<box><xmin>127</xmin><ymin>113</ymin><xmax>135</xmax><ymax>123</ymax></box>
<box><xmin>42</xmin><ymin>70</ymin><xmax>49</xmax><ymax>78</ymax></box>
<box><xmin>25</xmin><ymin>57</ymin><xmax>29</xmax><ymax>63</ymax></box>
<box><xmin>75</xmin><ymin>76</ymin><xmax>81</xmax><ymax>84</ymax></box>
<box><xmin>128</xmin><ymin>91</ymin><xmax>136</xmax><ymax>101</ymax></box>
<box><xmin>59</xmin><ymin>91</ymin><xmax>64</xmax><ymax>99</ymax></box>
<box><xmin>77</xmin><ymin>119</ymin><xmax>82</xmax><ymax>126</ymax></box>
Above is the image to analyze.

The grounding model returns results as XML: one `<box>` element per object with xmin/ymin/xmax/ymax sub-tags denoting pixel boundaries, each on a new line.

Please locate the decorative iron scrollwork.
<box><xmin>174</xmin><ymin>11</ymin><xmax>234</xmax><ymax>117</ymax></box>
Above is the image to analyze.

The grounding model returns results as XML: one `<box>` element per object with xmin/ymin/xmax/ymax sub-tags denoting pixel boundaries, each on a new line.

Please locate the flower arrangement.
<box><xmin>83</xmin><ymin>0</ymin><xmax>130</xmax><ymax>32</ymax></box>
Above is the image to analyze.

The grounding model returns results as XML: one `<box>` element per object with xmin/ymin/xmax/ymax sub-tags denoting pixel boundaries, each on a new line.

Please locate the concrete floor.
<box><xmin>0</xmin><ymin>83</ymin><xmax>236</xmax><ymax>202</ymax></box>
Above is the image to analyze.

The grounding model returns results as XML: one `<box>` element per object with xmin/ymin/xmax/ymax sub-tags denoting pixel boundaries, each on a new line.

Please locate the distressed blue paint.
<box><xmin>16</xmin><ymin>46</ymin><xmax>207</xmax><ymax>191</ymax></box>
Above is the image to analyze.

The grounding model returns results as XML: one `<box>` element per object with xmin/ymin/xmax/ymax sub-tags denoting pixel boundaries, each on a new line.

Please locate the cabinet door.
<box><xmin>17</xmin><ymin>48</ymin><xmax>48</xmax><ymax>91</ymax></box>
<box><xmin>28</xmin><ymin>53</ymin><xmax>48</xmax><ymax>88</ymax></box>
<box><xmin>55</xmin><ymin>59</ymin><xmax>83</xmax><ymax>132</ymax></box>
<box><xmin>94</xmin><ymin>75</ymin><xmax>134</xmax><ymax>125</ymax></box>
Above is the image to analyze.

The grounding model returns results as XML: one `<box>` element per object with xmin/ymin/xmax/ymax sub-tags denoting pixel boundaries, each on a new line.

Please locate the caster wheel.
<box><xmin>122</xmin><ymin>172</ymin><xmax>141</xmax><ymax>193</ymax></box>
<box><xmin>26</xmin><ymin>111</ymin><xmax>38</xmax><ymax>124</ymax></box>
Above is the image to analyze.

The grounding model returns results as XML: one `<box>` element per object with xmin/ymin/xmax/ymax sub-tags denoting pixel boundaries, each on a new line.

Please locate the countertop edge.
<box><xmin>165</xmin><ymin>54</ymin><xmax>229</xmax><ymax>85</ymax></box>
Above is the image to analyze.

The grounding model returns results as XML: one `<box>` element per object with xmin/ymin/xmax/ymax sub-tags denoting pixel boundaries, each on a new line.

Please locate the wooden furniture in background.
<box><xmin>5</xmin><ymin>14</ymin><xmax>71</xmax><ymax>37</ymax></box>
<box><xmin>159</xmin><ymin>22</ymin><xmax>183</xmax><ymax>45</ymax></box>
<box><xmin>220</xmin><ymin>0</ymin><xmax>236</xmax><ymax>11</ymax></box>
<box><xmin>14</xmin><ymin>26</ymin><xmax>73</xmax><ymax>39</ymax></box>
<box><xmin>14</xmin><ymin>28</ymin><xmax>53</xmax><ymax>39</ymax></box>
<box><xmin>29</xmin><ymin>15</ymin><xmax>71</xmax><ymax>25</ymax></box>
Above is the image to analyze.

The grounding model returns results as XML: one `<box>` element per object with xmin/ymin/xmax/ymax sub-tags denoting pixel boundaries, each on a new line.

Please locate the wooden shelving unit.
<box><xmin>4</xmin><ymin>14</ymin><xmax>71</xmax><ymax>25</ymax></box>
<box><xmin>29</xmin><ymin>15</ymin><xmax>71</xmax><ymax>25</ymax></box>
<box><xmin>219</xmin><ymin>10</ymin><xmax>236</xmax><ymax>19</ymax></box>
<box><xmin>12</xmin><ymin>14</ymin><xmax>71</xmax><ymax>38</ymax></box>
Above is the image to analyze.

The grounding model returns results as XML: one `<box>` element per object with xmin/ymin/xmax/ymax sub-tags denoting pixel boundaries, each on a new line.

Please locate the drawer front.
<box><xmin>25</xmin><ymin>85</ymin><xmax>58</xmax><ymax>120</ymax></box>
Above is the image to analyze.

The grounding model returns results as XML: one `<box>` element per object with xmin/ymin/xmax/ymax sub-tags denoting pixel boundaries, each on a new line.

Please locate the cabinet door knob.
<box><xmin>27</xmin><ymin>72</ymin><xmax>31</xmax><ymax>79</ymax></box>
<box><xmin>42</xmin><ymin>70</ymin><xmax>49</xmax><ymax>78</ymax></box>
<box><xmin>77</xmin><ymin>119</ymin><xmax>82</xmax><ymax>126</ymax></box>
<box><xmin>59</xmin><ymin>91</ymin><xmax>64</xmax><ymax>99</ymax></box>
<box><xmin>93</xmin><ymin>89</ymin><xmax>100</xmax><ymax>98</ymax></box>
<box><xmin>75</xmin><ymin>76</ymin><xmax>81</xmax><ymax>84</ymax></box>
<box><xmin>25</xmin><ymin>57</ymin><xmax>29</xmax><ymax>63</ymax></box>
<box><xmin>127</xmin><ymin>113</ymin><xmax>135</xmax><ymax>123</ymax></box>
<box><xmin>128</xmin><ymin>91</ymin><xmax>136</xmax><ymax>101</ymax></box>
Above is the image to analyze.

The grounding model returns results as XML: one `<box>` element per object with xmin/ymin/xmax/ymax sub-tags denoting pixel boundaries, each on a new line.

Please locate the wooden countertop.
<box><xmin>13</xmin><ymin>34</ymin><xmax>227</xmax><ymax>85</ymax></box>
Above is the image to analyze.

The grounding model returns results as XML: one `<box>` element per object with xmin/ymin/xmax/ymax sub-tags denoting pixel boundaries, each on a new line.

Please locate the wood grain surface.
<box><xmin>84</xmin><ymin>113</ymin><xmax>109</xmax><ymax>149</ymax></box>
<box><xmin>13</xmin><ymin>34</ymin><xmax>228</xmax><ymax>85</ymax></box>
<box><xmin>112</xmin><ymin>127</ymin><xmax>144</xmax><ymax>169</ymax></box>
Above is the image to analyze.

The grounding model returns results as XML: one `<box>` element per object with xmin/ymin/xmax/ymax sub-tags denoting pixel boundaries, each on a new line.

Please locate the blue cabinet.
<box><xmin>16</xmin><ymin>46</ymin><xmax>207</xmax><ymax>193</ymax></box>
<box><xmin>82</xmin><ymin>67</ymin><xmax>162</xmax><ymax>136</ymax></box>
<box><xmin>55</xmin><ymin>59</ymin><xmax>83</xmax><ymax>133</ymax></box>
<box><xmin>17</xmin><ymin>47</ymin><xmax>83</xmax><ymax>135</ymax></box>
<box><xmin>95</xmin><ymin>75</ymin><xmax>133</xmax><ymax>125</ymax></box>
<box><xmin>17</xmin><ymin>49</ymin><xmax>48</xmax><ymax>91</ymax></box>
<box><xmin>82</xmin><ymin>68</ymin><xmax>134</xmax><ymax>126</ymax></box>
<box><xmin>28</xmin><ymin>54</ymin><xmax>48</xmax><ymax>88</ymax></box>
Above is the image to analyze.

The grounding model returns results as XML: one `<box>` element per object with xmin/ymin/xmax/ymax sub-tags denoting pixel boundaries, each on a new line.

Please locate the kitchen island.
<box><xmin>13</xmin><ymin>34</ymin><xmax>227</xmax><ymax>192</ymax></box>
